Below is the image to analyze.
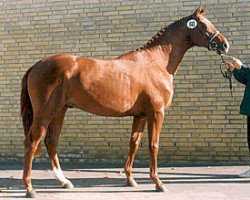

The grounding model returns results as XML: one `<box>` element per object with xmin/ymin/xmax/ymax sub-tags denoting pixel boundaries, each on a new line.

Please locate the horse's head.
<box><xmin>187</xmin><ymin>6</ymin><xmax>229</xmax><ymax>55</ymax></box>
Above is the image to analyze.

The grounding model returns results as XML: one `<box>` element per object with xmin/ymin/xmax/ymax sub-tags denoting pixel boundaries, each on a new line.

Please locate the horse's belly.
<box><xmin>68</xmin><ymin>79</ymin><xmax>141</xmax><ymax>117</ymax></box>
<box><xmin>70</xmin><ymin>92</ymin><xmax>138</xmax><ymax>117</ymax></box>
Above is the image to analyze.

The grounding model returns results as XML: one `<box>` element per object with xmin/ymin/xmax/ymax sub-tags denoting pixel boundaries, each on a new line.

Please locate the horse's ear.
<box><xmin>194</xmin><ymin>5</ymin><xmax>203</xmax><ymax>17</ymax></box>
<box><xmin>200</xmin><ymin>6</ymin><xmax>207</xmax><ymax>15</ymax></box>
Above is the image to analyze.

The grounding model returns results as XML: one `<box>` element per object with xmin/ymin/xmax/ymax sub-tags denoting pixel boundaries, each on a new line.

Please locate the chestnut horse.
<box><xmin>21</xmin><ymin>6</ymin><xmax>229</xmax><ymax>198</ymax></box>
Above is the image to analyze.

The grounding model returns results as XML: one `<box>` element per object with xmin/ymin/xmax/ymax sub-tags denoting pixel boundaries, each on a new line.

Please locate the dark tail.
<box><xmin>21</xmin><ymin>66</ymin><xmax>41</xmax><ymax>156</ymax></box>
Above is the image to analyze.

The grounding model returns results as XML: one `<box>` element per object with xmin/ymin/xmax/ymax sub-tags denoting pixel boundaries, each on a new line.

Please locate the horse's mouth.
<box><xmin>217</xmin><ymin>41</ymin><xmax>230</xmax><ymax>55</ymax></box>
<box><xmin>216</xmin><ymin>48</ymin><xmax>223</xmax><ymax>55</ymax></box>
<box><xmin>216</xmin><ymin>47</ymin><xmax>229</xmax><ymax>55</ymax></box>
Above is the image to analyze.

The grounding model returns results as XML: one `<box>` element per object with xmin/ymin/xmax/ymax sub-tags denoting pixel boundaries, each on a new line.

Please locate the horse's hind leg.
<box><xmin>124</xmin><ymin>116</ymin><xmax>146</xmax><ymax>187</ymax></box>
<box><xmin>44</xmin><ymin>107</ymin><xmax>74</xmax><ymax>189</ymax></box>
<box><xmin>23</xmin><ymin>116</ymin><xmax>50</xmax><ymax>198</ymax></box>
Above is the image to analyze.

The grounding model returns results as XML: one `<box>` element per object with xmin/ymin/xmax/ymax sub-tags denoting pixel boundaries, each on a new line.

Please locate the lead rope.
<box><xmin>220</xmin><ymin>54</ymin><xmax>233</xmax><ymax>98</ymax></box>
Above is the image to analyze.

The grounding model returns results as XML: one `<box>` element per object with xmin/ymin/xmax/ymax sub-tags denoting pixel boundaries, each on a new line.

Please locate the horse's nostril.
<box><xmin>223</xmin><ymin>42</ymin><xmax>228</xmax><ymax>50</ymax></box>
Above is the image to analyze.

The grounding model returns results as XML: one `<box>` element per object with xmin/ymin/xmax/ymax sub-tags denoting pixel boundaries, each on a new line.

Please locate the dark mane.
<box><xmin>134</xmin><ymin>16</ymin><xmax>189</xmax><ymax>51</ymax></box>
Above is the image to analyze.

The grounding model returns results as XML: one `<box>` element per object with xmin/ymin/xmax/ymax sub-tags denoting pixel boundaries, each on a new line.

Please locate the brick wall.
<box><xmin>0</xmin><ymin>0</ymin><xmax>249</xmax><ymax>166</ymax></box>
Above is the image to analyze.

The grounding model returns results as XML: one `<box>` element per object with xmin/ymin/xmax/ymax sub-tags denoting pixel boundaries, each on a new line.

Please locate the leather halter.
<box><xmin>188</xmin><ymin>18</ymin><xmax>221</xmax><ymax>52</ymax></box>
<box><xmin>199</xmin><ymin>29</ymin><xmax>221</xmax><ymax>51</ymax></box>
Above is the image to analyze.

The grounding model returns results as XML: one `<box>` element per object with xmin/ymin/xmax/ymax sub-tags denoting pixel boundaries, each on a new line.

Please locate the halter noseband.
<box><xmin>199</xmin><ymin>29</ymin><xmax>221</xmax><ymax>51</ymax></box>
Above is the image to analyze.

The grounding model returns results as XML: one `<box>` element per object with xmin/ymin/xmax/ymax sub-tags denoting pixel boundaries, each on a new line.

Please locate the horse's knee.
<box><xmin>149</xmin><ymin>144</ymin><xmax>159</xmax><ymax>153</ymax></box>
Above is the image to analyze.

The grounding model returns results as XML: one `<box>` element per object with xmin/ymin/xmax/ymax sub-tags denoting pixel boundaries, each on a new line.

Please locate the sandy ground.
<box><xmin>0</xmin><ymin>162</ymin><xmax>250</xmax><ymax>200</ymax></box>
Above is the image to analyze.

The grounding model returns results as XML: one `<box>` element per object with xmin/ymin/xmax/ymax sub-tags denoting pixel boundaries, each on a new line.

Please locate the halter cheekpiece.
<box><xmin>187</xmin><ymin>18</ymin><xmax>221</xmax><ymax>52</ymax></box>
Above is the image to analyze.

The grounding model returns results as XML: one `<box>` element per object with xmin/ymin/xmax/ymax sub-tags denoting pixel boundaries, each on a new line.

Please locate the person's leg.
<box><xmin>239</xmin><ymin>116</ymin><xmax>250</xmax><ymax>178</ymax></box>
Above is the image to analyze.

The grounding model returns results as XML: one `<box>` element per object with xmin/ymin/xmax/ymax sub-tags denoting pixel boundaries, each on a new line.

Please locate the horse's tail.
<box><xmin>21</xmin><ymin>66</ymin><xmax>41</xmax><ymax>156</ymax></box>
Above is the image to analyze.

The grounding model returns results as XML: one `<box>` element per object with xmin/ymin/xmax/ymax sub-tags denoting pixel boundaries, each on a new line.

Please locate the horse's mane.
<box><xmin>117</xmin><ymin>15</ymin><xmax>190</xmax><ymax>59</ymax></box>
<box><xmin>134</xmin><ymin>15</ymin><xmax>189</xmax><ymax>51</ymax></box>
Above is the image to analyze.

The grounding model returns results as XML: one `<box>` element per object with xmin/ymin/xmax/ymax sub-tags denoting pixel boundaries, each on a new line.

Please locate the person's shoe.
<box><xmin>239</xmin><ymin>169</ymin><xmax>250</xmax><ymax>178</ymax></box>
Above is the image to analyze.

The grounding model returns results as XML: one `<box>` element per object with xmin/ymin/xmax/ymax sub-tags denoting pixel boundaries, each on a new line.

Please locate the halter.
<box><xmin>188</xmin><ymin>18</ymin><xmax>221</xmax><ymax>52</ymax></box>
<box><xmin>199</xmin><ymin>29</ymin><xmax>221</xmax><ymax>51</ymax></box>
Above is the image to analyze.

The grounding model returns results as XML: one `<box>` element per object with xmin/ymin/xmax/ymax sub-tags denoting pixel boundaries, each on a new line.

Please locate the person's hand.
<box><xmin>223</xmin><ymin>62</ymin><xmax>234</xmax><ymax>72</ymax></box>
<box><xmin>231</xmin><ymin>58</ymin><xmax>243</xmax><ymax>69</ymax></box>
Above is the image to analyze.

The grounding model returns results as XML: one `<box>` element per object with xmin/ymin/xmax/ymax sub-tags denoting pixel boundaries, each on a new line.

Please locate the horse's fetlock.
<box><xmin>22</xmin><ymin>176</ymin><xmax>31</xmax><ymax>186</ymax></box>
<box><xmin>124</xmin><ymin>167</ymin><xmax>132</xmax><ymax>175</ymax></box>
<box><xmin>150</xmin><ymin>174</ymin><xmax>157</xmax><ymax>180</ymax></box>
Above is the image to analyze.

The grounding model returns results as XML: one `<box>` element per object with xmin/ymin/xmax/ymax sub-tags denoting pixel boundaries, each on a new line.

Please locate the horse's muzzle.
<box><xmin>215</xmin><ymin>40</ymin><xmax>229</xmax><ymax>55</ymax></box>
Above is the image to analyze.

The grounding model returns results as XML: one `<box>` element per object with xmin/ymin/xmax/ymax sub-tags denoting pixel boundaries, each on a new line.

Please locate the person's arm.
<box><xmin>229</xmin><ymin>58</ymin><xmax>250</xmax><ymax>85</ymax></box>
<box><xmin>233</xmin><ymin>65</ymin><xmax>249</xmax><ymax>85</ymax></box>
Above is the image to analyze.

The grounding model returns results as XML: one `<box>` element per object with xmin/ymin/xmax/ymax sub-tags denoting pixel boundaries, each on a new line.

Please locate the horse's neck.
<box><xmin>119</xmin><ymin>19</ymin><xmax>192</xmax><ymax>75</ymax></box>
<box><xmin>157</xmin><ymin>25</ymin><xmax>192</xmax><ymax>75</ymax></box>
<box><xmin>164</xmin><ymin>41</ymin><xmax>191</xmax><ymax>75</ymax></box>
<box><xmin>119</xmin><ymin>39</ymin><xmax>191</xmax><ymax>75</ymax></box>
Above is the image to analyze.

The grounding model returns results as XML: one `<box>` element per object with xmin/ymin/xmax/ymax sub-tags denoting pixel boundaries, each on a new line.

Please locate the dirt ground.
<box><xmin>0</xmin><ymin>162</ymin><xmax>250</xmax><ymax>200</ymax></box>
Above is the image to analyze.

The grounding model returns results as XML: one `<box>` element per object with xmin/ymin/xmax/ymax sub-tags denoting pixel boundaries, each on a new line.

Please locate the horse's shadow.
<box><xmin>1</xmin><ymin>163</ymin><xmax>250</xmax><ymax>199</ymax></box>
<box><xmin>1</xmin><ymin>170</ymin><xmax>250</xmax><ymax>199</ymax></box>
<box><xmin>1</xmin><ymin>168</ymin><xmax>250</xmax><ymax>190</ymax></box>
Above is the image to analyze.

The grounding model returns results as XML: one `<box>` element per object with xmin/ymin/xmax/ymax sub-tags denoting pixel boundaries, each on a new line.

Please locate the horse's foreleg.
<box><xmin>23</xmin><ymin>117</ymin><xmax>49</xmax><ymax>198</ymax></box>
<box><xmin>44</xmin><ymin>107</ymin><xmax>74</xmax><ymax>189</ymax></box>
<box><xmin>147</xmin><ymin>109</ymin><xmax>167</xmax><ymax>192</ymax></box>
<box><xmin>124</xmin><ymin>116</ymin><xmax>146</xmax><ymax>187</ymax></box>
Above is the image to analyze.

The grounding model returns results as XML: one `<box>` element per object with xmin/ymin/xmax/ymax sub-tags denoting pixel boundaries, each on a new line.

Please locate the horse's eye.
<box><xmin>201</xmin><ymin>24</ymin><xmax>207</xmax><ymax>29</ymax></box>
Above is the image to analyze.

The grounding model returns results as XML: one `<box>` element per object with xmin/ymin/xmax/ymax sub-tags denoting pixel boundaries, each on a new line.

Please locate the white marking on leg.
<box><xmin>53</xmin><ymin>167</ymin><xmax>73</xmax><ymax>188</ymax></box>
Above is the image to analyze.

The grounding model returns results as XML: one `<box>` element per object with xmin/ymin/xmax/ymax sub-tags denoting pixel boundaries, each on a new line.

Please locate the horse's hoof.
<box><xmin>155</xmin><ymin>185</ymin><xmax>167</xmax><ymax>192</ymax></box>
<box><xmin>25</xmin><ymin>190</ymin><xmax>38</xmax><ymax>198</ymax></box>
<box><xmin>126</xmin><ymin>179</ymin><xmax>138</xmax><ymax>187</ymax></box>
<box><xmin>62</xmin><ymin>181</ymin><xmax>74</xmax><ymax>189</ymax></box>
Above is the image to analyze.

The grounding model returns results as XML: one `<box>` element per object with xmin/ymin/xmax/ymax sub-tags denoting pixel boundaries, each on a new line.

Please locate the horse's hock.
<box><xmin>0</xmin><ymin>1</ymin><xmax>249</xmax><ymax>167</ymax></box>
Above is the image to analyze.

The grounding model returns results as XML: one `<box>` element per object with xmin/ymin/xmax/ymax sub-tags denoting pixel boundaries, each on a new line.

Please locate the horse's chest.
<box><xmin>160</xmin><ymin>81</ymin><xmax>174</xmax><ymax>108</ymax></box>
<box><xmin>148</xmin><ymin>76</ymin><xmax>174</xmax><ymax>109</ymax></box>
